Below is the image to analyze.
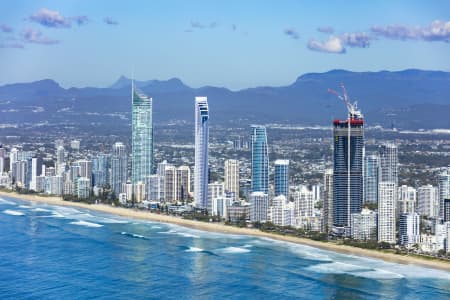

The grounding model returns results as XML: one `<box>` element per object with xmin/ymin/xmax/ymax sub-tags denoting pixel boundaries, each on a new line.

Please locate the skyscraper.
<box><xmin>322</xmin><ymin>169</ymin><xmax>333</xmax><ymax>233</ymax></box>
<box><xmin>274</xmin><ymin>159</ymin><xmax>289</xmax><ymax>198</ymax></box>
<box><xmin>379</xmin><ymin>143</ymin><xmax>398</xmax><ymax>184</ymax></box>
<box><xmin>378</xmin><ymin>182</ymin><xmax>396</xmax><ymax>244</ymax></box>
<box><xmin>364</xmin><ymin>154</ymin><xmax>379</xmax><ymax>204</ymax></box>
<box><xmin>93</xmin><ymin>153</ymin><xmax>110</xmax><ymax>188</ymax></box>
<box><xmin>176</xmin><ymin>166</ymin><xmax>191</xmax><ymax>202</ymax></box>
<box><xmin>333</xmin><ymin>110</ymin><xmax>364</xmax><ymax>228</ymax></box>
<box><xmin>438</xmin><ymin>167</ymin><xmax>450</xmax><ymax>219</ymax></box>
<box><xmin>194</xmin><ymin>97</ymin><xmax>209</xmax><ymax>208</ymax></box>
<box><xmin>251</xmin><ymin>125</ymin><xmax>269</xmax><ymax>194</ymax></box>
<box><xmin>377</xmin><ymin>143</ymin><xmax>398</xmax><ymax>243</ymax></box>
<box><xmin>56</xmin><ymin>146</ymin><xmax>65</xmax><ymax>176</ymax></box>
<box><xmin>132</xmin><ymin>85</ymin><xmax>153</xmax><ymax>185</ymax></box>
<box><xmin>111</xmin><ymin>142</ymin><xmax>127</xmax><ymax>197</ymax></box>
<box><xmin>224</xmin><ymin>159</ymin><xmax>239</xmax><ymax>198</ymax></box>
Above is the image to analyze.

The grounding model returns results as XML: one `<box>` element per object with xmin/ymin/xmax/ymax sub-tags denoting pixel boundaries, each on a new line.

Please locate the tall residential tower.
<box><xmin>131</xmin><ymin>85</ymin><xmax>153</xmax><ymax>185</ymax></box>
<box><xmin>251</xmin><ymin>126</ymin><xmax>269</xmax><ymax>194</ymax></box>
<box><xmin>194</xmin><ymin>97</ymin><xmax>209</xmax><ymax>208</ymax></box>
<box><xmin>332</xmin><ymin>108</ymin><xmax>364</xmax><ymax>228</ymax></box>
<box><xmin>274</xmin><ymin>159</ymin><xmax>289</xmax><ymax>198</ymax></box>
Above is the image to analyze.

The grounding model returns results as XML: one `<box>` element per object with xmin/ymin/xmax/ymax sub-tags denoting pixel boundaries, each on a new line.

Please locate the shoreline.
<box><xmin>1</xmin><ymin>190</ymin><xmax>450</xmax><ymax>272</ymax></box>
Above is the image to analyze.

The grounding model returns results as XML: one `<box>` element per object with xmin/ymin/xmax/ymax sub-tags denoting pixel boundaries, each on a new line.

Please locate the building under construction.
<box><xmin>329</xmin><ymin>85</ymin><xmax>364</xmax><ymax>231</ymax></box>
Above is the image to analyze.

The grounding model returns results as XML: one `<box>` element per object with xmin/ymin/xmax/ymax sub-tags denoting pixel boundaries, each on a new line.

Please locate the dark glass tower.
<box><xmin>333</xmin><ymin>112</ymin><xmax>364</xmax><ymax>228</ymax></box>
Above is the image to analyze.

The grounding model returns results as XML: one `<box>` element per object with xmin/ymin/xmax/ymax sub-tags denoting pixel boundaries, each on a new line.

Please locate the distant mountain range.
<box><xmin>0</xmin><ymin>69</ymin><xmax>449</xmax><ymax>130</ymax></box>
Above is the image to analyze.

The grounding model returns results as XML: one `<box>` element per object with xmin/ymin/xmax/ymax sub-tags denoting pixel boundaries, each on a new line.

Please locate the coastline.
<box><xmin>1</xmin><ymin>190</ymin><xmax>450</xmax><ymax>272</ymax></box>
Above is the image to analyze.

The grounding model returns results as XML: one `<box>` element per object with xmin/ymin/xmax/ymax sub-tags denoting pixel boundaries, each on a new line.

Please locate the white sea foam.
<box><xmin>3</xmin><ymin>209</ymin><xmax>24</xmax><ymax>216</ymax></box>
<box><xmin>69</xmin><ymin>220</ymin><xmax>103</xmax><ymax>228</ymax></box>
<box><xmin>217</xmin><ymin>246</ymin><xmax>251</xmax><ymax>254</ymax></box>
<box><xmin>185</xmin><ymin>247</ymin><xmax>204</xmax><ymax>252</ymax></box>
<box><xmin>46</xmin><ymin>206</ymin><xmax>127</xmax><ymax>224</ymax></box>
<box><xmin>158</xmin><ymin>229</ymin><xmax>200</xmax><ymax>238</ymax></box>
<box><xmin>121</xmin><ymin>232</ymin><xmax>145</xmax><ymax>239</ymax></box>
<box><xmin>306</xmin><ymin>262</ymin><xmax>405</xmax><ymax>280</ymax></box>
<box><xmin>151</xmin><ymin>226</ymin><xmax>162</xmax><ymax>229</ymax></box>
<box><xmin>33</xmin><ymin>208</ymin><xmax>51</xmax><ymax>212</ymax></box>
<box><xmin>19</xmin><ymin>205</ymin><xmax>32</xmax><ymax>209</ymax></box>
<box><xmin>254</xmin><ymin>238</ymin><xmax>332</xmax><ymax>262</ymax></box>
<box><xmin>0</xmin><ymin>198</ymin><xmax>16</xmax><ymax>205</ymax></box>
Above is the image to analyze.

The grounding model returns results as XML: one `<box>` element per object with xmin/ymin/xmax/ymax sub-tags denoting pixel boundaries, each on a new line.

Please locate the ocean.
<box><xmin>0</xmin><ymin>196</ymin><xmax>449</xmax><ymax>299</ymax></box>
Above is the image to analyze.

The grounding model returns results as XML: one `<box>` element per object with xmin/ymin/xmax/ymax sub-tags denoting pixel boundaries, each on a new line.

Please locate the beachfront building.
<box><xmin>274</xmin><ymin>160</ymin><xmax>289</xmax><ymax>198</ymax></box>
<box><xmin>251</xmin><ymin>125</ymin><xmax>269</xmax><ymax>194</ymax></box>
<box><xmin>224</xmin><ymin>159</ymin><xmax>239</xmax><ymax>198</ymax></box>
<box><xmin>269</xmin><ymin>195</ymin><xmax>295</xmax><ymax>227</ymax></box>
<box><xmin>399</xmin><ymin>212</ymin><xmax>420</xmax><ymax>248</ymax></box>
<box><xmin>350</xmin><ymin>208</ymin><xmax>377</xmax><ymax>240</ymax></box>
<box><xmin>333</xmin><ymin>113</ymin><xmax>364</xmax><ymax>229</ymax></box>
<box><xmin>322</xmin><ymin>169</ymin><xmax>333</xmax><ymax>233</ymax></box>
<box><xmin>194</xmin><ymin>97</ymin><xmax>209</xmax><ymax>209</ymax></box>
<box><xmin>378</xmin><ymin>182</ymin><xmax>396</xmax><ymax>244</ymax></box>
<box><xmin>132</xmin><ymin>86</ymin><xmax>153</xmax><ymax>186</ymax></box>
<box><xmin>364</xmin><ymin>154</ymin><xmax>379</xmax><ymax>204</ymax></box>
<box><xmin>439</xmin><ymin>167</ymin><xmax>450</xmax><ymax>219</ymax></box>
<box><xmin>111</xmin><ymin>142</ymin><xmax>128</xmax><ymax>197</ymax></box>
<box><xmin>250</xmin><ymin>192</ymin><xmax>269</xmax><ymax>223</ymax></box>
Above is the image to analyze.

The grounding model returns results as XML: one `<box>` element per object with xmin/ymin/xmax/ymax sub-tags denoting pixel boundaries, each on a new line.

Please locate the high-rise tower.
<box><xmin>224</xmin><ymin>159</ymin><xmax>239</xmax><ymax>199</ymax></box>
<box><xmin>364</xmin><ymin>154</ymin><xmax>379</xmax><ymax>204</ymax></box>
<box><xmin>330</xmin><ymin>85</ymin><xmax>364</xmax><ymax>228</ymax></box>
<box><xmin>251</xmin><ymin>126</ymin><xmax>269</xmax><ymax>194</ymax></box>
<box><xmin>377</xmin><ymin>143</ymin><xmax>398</xmax><ymax>243</ymax></box>
<box><xmin>131</xmin><ymin>85</ymin><xmax>153</xmax><ymax>185</ymax></box>
<box><xmin>194</xmin><ymin>97</ymin><xmax>209</xmax><ymax>208</ymax></box>
<box><xmin>111</xmin><ymin>142</ymin><xmax>127</xmax><ymax>197</ymax></box>
<box><xmin>274</xmin><ymin>159</ymin><xmax>289</xmax><ymax>198</ymax></box>
<box><xmin>438</xmin><ymin>167</ymin><xmax>450</xmax><ymax>219</ymax></box>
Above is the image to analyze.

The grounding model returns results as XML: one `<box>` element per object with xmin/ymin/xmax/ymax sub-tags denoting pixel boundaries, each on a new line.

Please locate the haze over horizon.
<box><xmin>1</xmin><ymin>0</ymin><xmax>450</xmax><ymax>89</ymax></box>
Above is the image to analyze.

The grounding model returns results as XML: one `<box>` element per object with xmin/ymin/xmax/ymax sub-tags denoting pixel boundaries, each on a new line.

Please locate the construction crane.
<box><xmin>327</xmin><ymin>84</ymin><xmax>360</xmax><ymax>118</ymax></box>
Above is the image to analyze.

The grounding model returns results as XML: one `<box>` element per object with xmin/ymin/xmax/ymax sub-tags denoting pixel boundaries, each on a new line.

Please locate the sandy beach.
<box><xmin>1</xmin><ymin>190</ymin><xmax>450</xmax><ymax>272</ymax></box>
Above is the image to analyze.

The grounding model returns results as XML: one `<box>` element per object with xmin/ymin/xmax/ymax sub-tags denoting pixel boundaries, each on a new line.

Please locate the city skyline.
<box><xmin>1</xmin><ymin>1</ymin><xmax>450</xmax><ymax>90</ymax></box>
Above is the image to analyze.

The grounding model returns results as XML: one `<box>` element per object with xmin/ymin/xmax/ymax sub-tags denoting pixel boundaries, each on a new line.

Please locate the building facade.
<box><xmin>364</xmin><ymin>154</ymin><xmax>379</xmax><ymax>204</ymax></box>
<box><xmin>333</xmin><ymin>116</ymin><xmax>364</xmax><ymax>228</ymax></box>
<box><xmin>378</xmin><ymin>182</ymin><xmax>396</xmax><ymax>244</ymax></box>
<box><xmin>132</xmin><ymin>86</ymin><xmax>153</xmax><ymax>185</ymax></box>
<box><xmin>224</xmin><ymin>159</ymin><xmax>239</xmax><ymax>199</ymax></box>
<box><xmin>350</xmin><ymin>209</ymin><xmax>377</xmax><ymax>240</ymax></box>
<box><xmin>251</xmin><ymin>125</ymin><xmax>269</xmax><ymax>194</ymax></box>
<box><xmin>274</xmin><ymin>159</ymin><xmax>289</xmax><ymax>199</ymax></box>
<box><xmin>194</xmin><ymin>97</ymin><xmax>209</xmax><ymax>208</ymax></box>
<box><xmin>250</xmin><ymin>191</ymin><xmax>269</xmax><ymax>223</ymax></box>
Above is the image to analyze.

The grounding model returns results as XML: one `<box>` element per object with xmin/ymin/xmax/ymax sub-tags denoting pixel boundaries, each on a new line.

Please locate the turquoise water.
<box><xmin>0</xmin><ymin>196</ymin><xmax>449</xmax><ymax>299</ymax></box>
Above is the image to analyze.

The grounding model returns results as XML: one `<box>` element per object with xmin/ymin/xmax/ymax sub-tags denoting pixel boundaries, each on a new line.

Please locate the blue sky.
<box><xmin>0</xmin><ymin>0</ymin><xmax>449</xmax><ymax>89</ymax></box>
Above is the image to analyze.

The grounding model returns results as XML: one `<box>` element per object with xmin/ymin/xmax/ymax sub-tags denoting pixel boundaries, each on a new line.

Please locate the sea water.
<box><xmin>0</xmin><ymin>196</ymin><xmax>449</xmax><ymax>299</ymax></box>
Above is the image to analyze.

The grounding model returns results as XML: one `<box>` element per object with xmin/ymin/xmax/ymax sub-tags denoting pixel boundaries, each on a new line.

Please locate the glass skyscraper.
<box><xmin>333</xmin><ymin>113</ymin><xmax>364</xmax><ymax>228</ymax></box>
<box><xmin>131</xmin><ymin>86</ymin><xmax>153</xmax><ymax>185</ymax></box>
<box><xmin>274</xmin><ymin>159</ymin><xmax>289</xmax><ymax>198</ymax></box>
<box><xmin>251</xmin><ymin>125</ymin><xmax>269</xmax><ymax>194</ymax></box>
<box><xmin>194</xmin><ymin>97</ymin><xmax>209</xmax><ymax>208</ymax></box>
<box><xmin>364</xmin><ymin>154</ymin><xmax>379</xmax><ymax>204</ymax></box>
